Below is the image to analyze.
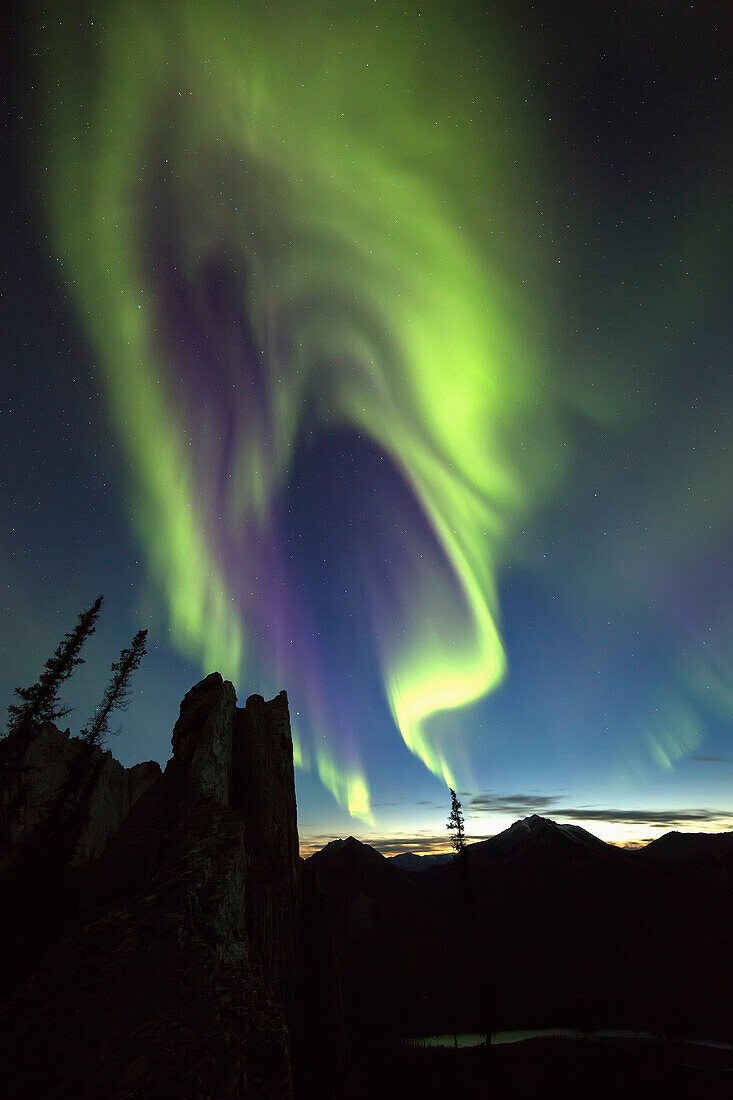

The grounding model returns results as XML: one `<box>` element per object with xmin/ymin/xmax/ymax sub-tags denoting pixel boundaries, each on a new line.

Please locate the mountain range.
<box><xmin>326</xmin><ymin>814</ymin><xmax>733</xmax><ymax>871</ymax></box>
<box><xmin>303</xmin><ymin>813</ymin><xmax>733</xmax><ymax>1045</ymax></box>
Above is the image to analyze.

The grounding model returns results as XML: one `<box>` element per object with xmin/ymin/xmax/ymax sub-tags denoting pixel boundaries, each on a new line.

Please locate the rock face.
<box><xmin>235</xmin><ymin>693</ymin><xmax>300</xmax><ymax>1015</ymax></box>
<box><xmin>0</xmin><ymin>674</ymin><xmax>300</xmax><ymax>1098</ymax></box>
<box><xmin>0</xmin><ymin>721</ymin><xmax>161</xmax><ymax>872</ymax></box>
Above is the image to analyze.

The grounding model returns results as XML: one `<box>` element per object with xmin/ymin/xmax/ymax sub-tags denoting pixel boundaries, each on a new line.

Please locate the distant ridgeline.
<box><xmin>300</xmin><ymin>814</ymin><xmax>733</xmax><ymax>1056</ymax></box>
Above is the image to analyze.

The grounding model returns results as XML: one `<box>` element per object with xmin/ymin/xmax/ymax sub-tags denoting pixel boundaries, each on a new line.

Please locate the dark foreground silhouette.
<box><xmin>0</xmin><ymin>676</ymin><xmax>299</xmax><ymax>1098</ymax></box>
<box><xmin>302</xmin><ymin>821</ymin><xmax>733</xmax><ymax>1037</ymax></box>
<box><xmin>352</xmin><ymin>1036</ymin><xmax>733</xmax><ymax>1100</ymax></box>
<box><xmin>2</xmin><ymin>675</ymin><xmax>732</xmax><ymax>1098</ymax></box>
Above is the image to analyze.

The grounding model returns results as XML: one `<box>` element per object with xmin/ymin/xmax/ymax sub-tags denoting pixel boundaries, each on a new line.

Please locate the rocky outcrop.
<box><xmin>0</xmin><ymin>674</ymin><xmax>300</xmax><ymax>1098</ymax></box>
<box><xmin>0</xmin><ymin>722</ymin><xmax>160</xmax><ymax>872</ymax></box>
<box><xmin>236</xmin><ymin>693</ymin><xmax>300</xmax><ymax>1014</ymax></box>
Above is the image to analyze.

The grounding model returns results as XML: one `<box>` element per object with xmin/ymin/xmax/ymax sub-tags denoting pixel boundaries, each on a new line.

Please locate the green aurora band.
<box><xmin>35</xmin><ymin>0</ymin><xmax>563</xmax><ymax>817</ymax></box>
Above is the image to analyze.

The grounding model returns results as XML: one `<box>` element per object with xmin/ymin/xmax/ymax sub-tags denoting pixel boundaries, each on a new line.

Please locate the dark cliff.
<box><xmin>0</xmin><ymin>673</ymin><xmax>301</xmax><ymax>1099</ymax></box>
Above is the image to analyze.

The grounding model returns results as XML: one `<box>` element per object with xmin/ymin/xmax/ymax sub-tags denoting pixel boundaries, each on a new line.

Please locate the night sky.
<box><xmin>2</xmin><ymin>0</ymin><xmax>731</xmax><ymax>853</ymax></box>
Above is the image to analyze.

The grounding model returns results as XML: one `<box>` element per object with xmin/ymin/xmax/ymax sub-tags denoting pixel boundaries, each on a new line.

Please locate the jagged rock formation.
<box><xmin>0</xmin><ymin>720</ymin><xmax>160</xmax><ymax>872</ymax></box>
<box><xmin>0</xmin><ymin>674</ymin><xmax>300</xmax><ymax>1099</ymax></box>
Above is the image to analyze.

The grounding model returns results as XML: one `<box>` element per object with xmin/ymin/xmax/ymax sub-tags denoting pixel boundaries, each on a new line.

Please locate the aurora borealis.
<box><xmin>2</xmin><ymin>1</ymin><xmax>731</xmax><ymax>851</ymax></box>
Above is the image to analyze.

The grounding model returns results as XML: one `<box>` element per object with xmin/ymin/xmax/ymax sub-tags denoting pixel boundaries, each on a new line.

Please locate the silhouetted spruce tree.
<box><xmin>81</xmin><ymin>629</ymin><xmax>147</xmax><ymax>745</ymax></box>
<box><xmin>447</xmin><ymin>788</ymin><xmax>466</xmax><ymax>855</ymax></box>
<box><xmin>6</xmin><ymin>595</ymin><xmax>104</xmax><ymax>735</ymax></box>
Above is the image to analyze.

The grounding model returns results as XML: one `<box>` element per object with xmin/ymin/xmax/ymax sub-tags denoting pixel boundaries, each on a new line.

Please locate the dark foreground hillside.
<box><xmin>0</xmin><ymin>675</ymin><xmax>300</xmax><ymax>1098</ymax></box>
<box><xmin>354</xmin><ymin>1037</ymin><xmax>733</xmax><ymax>1100</ymax></box>
<box><xmin>301</xmin><ymin>819</ymin><xmax>733</xmax><ymax>1054</ymax></box>
<box><xmin>2</xmin><ymin>679</ymin><xmax>733</xmax><ymax>1097</ymax></box>
<box><xmin>299</xmin><ymin>822</ymin><xmax>733</xmax><ymax>1097</ymax></box>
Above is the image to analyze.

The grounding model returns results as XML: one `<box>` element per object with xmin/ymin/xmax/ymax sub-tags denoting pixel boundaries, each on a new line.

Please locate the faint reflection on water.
<box><xmin>407</xmin><ymin>1030</ymin><xmax>733</xmax><ymax>1051</ymax></box>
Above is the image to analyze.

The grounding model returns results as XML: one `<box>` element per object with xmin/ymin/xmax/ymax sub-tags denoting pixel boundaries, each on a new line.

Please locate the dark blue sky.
<box><xmin>1</xmin><ymin>1</ymin><xmax>731</xmax><ymax>852</ymax></box>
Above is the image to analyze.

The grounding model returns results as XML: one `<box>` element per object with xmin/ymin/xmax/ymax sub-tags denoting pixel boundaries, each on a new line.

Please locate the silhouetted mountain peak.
<box><xmin>468</xmin><ymin>814</ymin><xmax>617</xmax><ymax>864</ymax></box>
<box><xmin>641</xmin><ymin>829</ymin><xmax>733</xmax><ymax>862</ymax></box>
<box><xmin>308</xmin><ymin>836</ymin><xmax>387</xmax><ymax>870</ymax></box>
<box><xmin>390</xmin><ymin>851</ymin><xmax>452</xmax><ymax>872</ymax></box>
<box><xmin>502</xmin><ymin>814</ymin><xmax>566</xmax><ymax>839</ymax></box>
<box><xmin>511</xmin><ymin>814</ymin><xmax>556</xmax><ymax>835</ymax></box>
<box><xmin>330</xmin><ymin>836</ymin><xmax>361</xmax><ymax>850</ymax></box>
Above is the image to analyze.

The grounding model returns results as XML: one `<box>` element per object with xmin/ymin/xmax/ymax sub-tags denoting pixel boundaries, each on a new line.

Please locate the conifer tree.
<box><xmin>447</xmin><ymin>788</ymin><xmax>467</xmax><ymax>855</ymax></box>
<box><xmin>7</xmin><ymin>595</ymin><xmax>104</xmax><ymax>735</ymax></box>
<box><xmin>81</xmin><ymin>629</ymin><xmax>147</xmax><ymax>745</ymax></box>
